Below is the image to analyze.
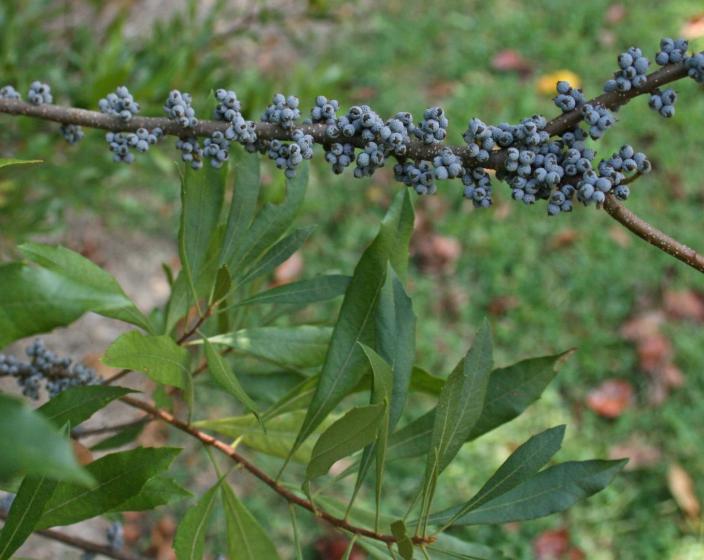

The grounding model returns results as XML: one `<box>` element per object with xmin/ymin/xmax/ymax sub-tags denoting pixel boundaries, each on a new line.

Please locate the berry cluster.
<box><xmin>265</xmin><ymin>129</ymin><xmax>314</xmax><ymax>178</ymax></box>
<box><xmin>686</xmin><ymin>53</ymin><xmax>704</xmax><ymax>83</ymax></box>
<box><xmin>655</xmin><ymin>37</ymin><xmax>689</xmax><ymax>65</ymax></box>
<box><xmin>354</xmin><ymin>141</ymin><xmax>385</xmax><ymax>178</ymax></box>
<box><xmin>164</xmin><ymin>90</ymin><xmax>198</xmax><ymax>128</ymax></box>
<box><xmin>203</xmin><ymin>130</ymin><xmax>230</xmax><ymax>168</ymax></box>
<box><xmin>582</xmin><ymin>103</ymin><xmax>615</xmax><ymax>139</ymax></box>
<box><xmin>98</xmin><ymin>86</ymin><xmax>140</xmax><ymax>122</ymax></box>
<box><xmin>648</xmin><ymin>88</ymin><xmax>677</xmax><ymax>118</ymax></box>
<box><xmin>106</xmin><ymin>128</ymin><xmax>162</xmax><ymax>163</ymax></box>
<box><xmin>213</xmin><ymin>89</ymin><xmax>257</xmax><ymax>148</ymax></box>
<box><xmin>604</xmin><ymin>47</ymin><xmax>649</xmax><ymax>92</ymax></box>
<box><xmin>106</xmin><ymin>521</ymin><xmax>124</xmax><ymax>550</ymax></box>
<box><xmin>176</xmin><ymin>136</ymin><xmax>204</xmax><ymax>170</ymax></box>
<box><xmin>60</xmin><ymin>123</ymin><xmax>84</xmax><ymax>144</ymax></box>
<box><xmin>414</xmin><ymin>106</ymin><xmax>448</xmax><ymax>144</ymax></box>
<box><xmin>462</xmin><ymin>168</ymin><xmax>493</xmax><ymax>208</ymax></box>
<box><xmin>433</xmin><ymin>148</ymin><xmax>464</xmax><ymax>180</ymax></box>
<box><xmin>324</xmin><ymin>142</ymin><xmax>355</xmax><ymax>174</ymax></box>
<box><xmin>27</xmin><ymin>81</ymin><xmax>52</xmax><ymax>105</ymax></box>
<box><xmin>554</xmin><ymin>81</ymin><xmax>585</xmax><ymax>112</ymax></box>
<box><xmin>394</xmin><ymin>160</ymin><xmax>437</xmax><ymax>195</ymax></box>
<box><xmin>0</xmin><ymin>85</ymin><xmax>21</xmax><ymax>100</ymax></box>
<box><xmin>261</xmin><ymin>93</ymin><xmax>301</xmax><ymax>131</ymax></box>
<box><xmin>310</xmin><ymin>95</ymin><xmax>339</xmax><ymax>125</ymax></box>
<box><xmin>577</xmin><ymin>145</ymin><xmax>650</xmax><ymax>206</ymax></box>
<box><xmin>0</xmin><ymin>340</ymin><xmax>99</xmax><ymax>399</ymax></box>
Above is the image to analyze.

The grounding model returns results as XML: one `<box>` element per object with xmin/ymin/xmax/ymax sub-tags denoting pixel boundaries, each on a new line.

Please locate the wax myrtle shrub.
<box><xmin>0</xmin><ymin>146</ymin><xmax>625</xmax><ymax>559</ymax></box>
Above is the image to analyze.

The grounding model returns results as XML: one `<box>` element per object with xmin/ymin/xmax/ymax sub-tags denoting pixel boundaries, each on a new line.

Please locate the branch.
<box><xmin>0</xmin><ymin>56</ymin><xmax>695</xmax><ymax>171</ymax></box>
<box><xmin>119</xmin><ymin>395</ymin><xmax>434</xmax><ymax>546</ymax></box>
<box><xmin>603</xmin><ymin>194</ymin><xmax>704</xmax><ymax>273</ymax></box>
<box><xmin>0</xmin><ymin>511</ymin><xmax>143</xmax><ymax>560</ymax></box>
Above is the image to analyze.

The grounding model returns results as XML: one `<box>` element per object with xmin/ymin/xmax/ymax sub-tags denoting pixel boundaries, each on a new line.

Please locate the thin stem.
<box><xmin>118</xmin><ymin>395</ymin><xmax>435</xmax><ymax>546</ymax></box>
<box><xmin>0</xmin><ymin>55</ymin><xmax>696</xmax><ymax>172</ymax></box>
<box><xmin>603</xmin><ymin>195</ymin><xmax>704</xmax><ymax>273</ymax></box>
<box><xmin>0</xmin><ymin>511</ymin><xmax>142</xmax><ymax>560</ymax></box>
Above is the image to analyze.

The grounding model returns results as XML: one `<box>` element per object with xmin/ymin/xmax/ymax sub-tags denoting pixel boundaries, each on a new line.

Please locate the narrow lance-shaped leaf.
<box><xmin>0</xmin><ymin>395</ymin><xmax>91</xmax><ymax>486</ymax></box>
<box><xmin>350</xmin><ymin>345</ymin><xmax>393</xmax><ymax>527</ymax></box>
<box><xmin>418</xmin><ymin>320</ymin><xmax>493</xmax><ymax>532</ymax></box>
<box><xmin>37</xmin><ymin>385</ymin><xmax>133</xmax><ymax>429</ymax></box>
<box><xmin>178</xmin><ymin>165</ymin><xmax>226</xmax><ymax>309</ymax></box>
<box><xmin>432</xmin><ymin>425</ymin><xmax>566</xmax><ymax>529</ymax></box>
<box><xmin>0</xmin><ymin>475</ymin><xmax>58</xmax><ymax>559</ymax></box>
<box><xmin>221</xmin><ymin>482</ymin><xmax>281</xmax><ymax>560</ymax></box>
<box><xmin>305</xmin><ymin>403</ymin><xmax>385</xmax><ymax>481</ymax></box>
<box><xmin>386</xmin><ymin>352</ymin><xmax>570</xmax><ymax>462</ymax></box>
<box><xmin>289</xmin><ymin>195</ymin><xmax>411</xmax><ymax>459</ymax></box>
<box><xmin>0</xmin><ymin>158</ymin><xmax>42</xmax><ymax>169</ymax></box>
<box><xmin>239</xmin><ymin>225</ymin><xmax>315</xmax><ymax>285</ymax></box>
<box><xmin>111</xmin><ymin>475</ymin><xmax>191</xmax><ymax>512</ymax></box>
<box><xmin>219</xmin><ymin>150</ymin><xmax>261</xmax><ymax>267</ymax></box>
<box><xmin>37</xmin><ymin>447</ymin><xmax>181</xmax><ymax>528</ymax></box>
<box><xmin>235</xmin><ymin>275</ymin><xmax>351</xmax><ymax>307</ymax></box>
<box><xmin>19</xmin><ymin>243</ymin><xmax>154</xmax><ymax>333</ymax></box>
<box><xmin>102</xmin><ymin>331</ymin><xmax>190</xmax><ymax>389</ymax></box>
<box><xmin>173</xmin><ymin>481</ymin><xmax>222</xmax><ymax>560</ymax></box>
<box><xmin>203</xmin><ymin>326</ymin><xmax>332</xmax><ymax>371</ymax></box>
<box><xmin>429</xmin><ymin>459</ymin><xmax>627</xmax><ymax>527</ymax></box>
<box><xmin>228</xmin><ymin>162</ymin><xmax>308</xmax><ymax>272</ymax></box>
<box><xmin>202</xmin><ymin>337</ymin><xmax>261</xmax><ymax>424</ymax></box>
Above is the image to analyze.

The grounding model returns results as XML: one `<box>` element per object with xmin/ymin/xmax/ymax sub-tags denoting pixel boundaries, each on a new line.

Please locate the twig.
<box><xmin>119</xmin><ymin>395</ymin><xmax>435</xmax><ymax>546</ymax></box>
<box><xmin>0</xmin><ymin>55</ymin><xmax>696</xmax><ymax>172</ymax></box>
<box><xmin>0</xmin><ymin>511</ymin><xmax>143</xmax><ymax>560</ymax></box>
<box><xmin>603</xmin><ymin>194</ymin><xmax>704</xmax><ymax>273</ymax></box>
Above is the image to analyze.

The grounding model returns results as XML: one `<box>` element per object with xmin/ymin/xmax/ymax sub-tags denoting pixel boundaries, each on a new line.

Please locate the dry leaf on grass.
<box><xmin>663</xmin><ymin>289</ymin><xmax>704</xmax><ymax>322</ymax></box>
<box><xmin>586</xmin><ymin>379</ymin><xmax>634</xmax><ymax>418</ymax></box>
<box><xmin>682</xmin><ymin>13</ymin><xmax>704</xmax><ymax>39</ymax></box>
<box><xmin>609</xmin><ymin>436</ymin><xmax>661</xmax><ymax>470</ymax></box>
<box><xmin>667</xmin><ymin>464</ymin><xmax>701</xmax><ymax>520</ymax></box>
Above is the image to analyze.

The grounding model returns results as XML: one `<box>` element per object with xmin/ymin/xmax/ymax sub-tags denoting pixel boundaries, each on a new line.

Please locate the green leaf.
<box><xmin>18</xmin><ymin>243</ymin><xmax>153</xmax><ymax>333</ymax></box>
<box><xmin>0</xmin><ymin>395</ymin><xmax>91</xmax><ymax>486</ymax></box>
<box><xmin>90</xmin><ymin>422</ymin><xmax>146</xmax><ymax>451</ymax></box>
<box><xmin>194</xmin><ymin>411</ymin><xmax>333</xmax><ymax>464</ymax></box>
<box><xmin>419</xmin><ymin>320</ymin><xmax>493</xmax><ymax>530</ymax></box>
<box><xmin>306</xmin><ymin>403</ymin><xmax>385</xmax><ymax>481</ymax></box>
<box><xmin>239</xmin><ymin>225</ymin><xmax>315</xmax><ymax>284</ymax></box>
<box><xmin>375</xmin><ymin>268</ymin><xmax>416</xmax><ymax>431</ymax></box>
<box><xmin>409</xmin><ymin>366</ymin><xmax>444</xmax><ymax>395</ymax></box>
<box><xmin>387</xmin><ymin>352</ymin><xmax>570</xmax><ymax>463</ymax></box>
<box><xmin>290</xmin><ymin>190</ymin><xmax>412</xmax><ymax>457</ymax></box>
<box><xmin>381</xmin><ymin>189</ymin><xmax>414</xmax><ymax>283</ymax></box>
<box><xmin>219</xmin><ymin>150</ymin><xmax>261</xmax><ymax>268</ymax></box>
<box><xmin>221</xmin><ymin>482</ymin><xmax>281</xmax><ymax>560</ymax></box>
<box><xmin>203</xmin><ymin>337</ymin><xmax>260</xmax><ymax>421</ymax></box>
<box><xmin>37</xmin><ymin>385</ymin><xmax>133</xmax><ymax>429</ymax></box>
<box><xmin>390</xmin><ymin>520</ymin><xmax>414</xmax><ymax>560</ymax></box>
<box><xmin>227</xmin><ymin>162</ymin><xmax>308</xmax><ymax>273</ymax></box>
<box><xmin>431</xmin><ymin>459</ymin><xmax>627</xmax><ymax>526</ymax></box>
<box><xmin>429</xmin><ymin>534</ymin><xmax>507</xmax><ymax>560</ymax></box>
<box><xmin>0</xmin><ymin>158</ymin><xmax>42</xmax><ymax>169</ymax></box>
<box><xmin>467</xmin><ymin>352</ymin><xmax>572</xmax><ymax>441</ymax></box>
<box><xmin>103</xmin><ymin>331</ymin><xmax>190</xmax><ymax>389</ymax></box>
<box><xmin>353</xmin><ymin>345</ymin><xmax>393</xmax><ymax>525</ymax></box>
<box><xmin>173</xmin><ymin>481</ymin><xmax>221</xmax><ymax>560</ymax></box>
<box><xmin>236</xmin><ymin>275</ymin><xmax>350</xmax><ymax>307</ymax></box>
<box><xmin>109</xmin><ymin>475</ymin><xmax>191</xmax><ymax>512</ymax></box>
<box><xmin>37</xmin><ymin>447</ymin><xmax>181</xmax><ymax>528</ymax></box>
<box><xmin>178</xmin><ymin>165</ymin><xmax>226</xmax><ymax>307</ymax></box>
<box><xmin>209</xmin><ymin>265</ymin><xmax>232</xmax><ymax>304</ymax></box>
<box><xmin>0</xmin><ymin>475</ymin><xmax>57</xmax><ymax>559</ymax></box>
<box><xmin>203</xmin><ymin>326</ymin><xmax>331</xmax><ymax>371</ymax></box>
<box><xmin>431</xmin><ymin>426</ymin><xmax>566</xmax><ymax>528</ymax></box>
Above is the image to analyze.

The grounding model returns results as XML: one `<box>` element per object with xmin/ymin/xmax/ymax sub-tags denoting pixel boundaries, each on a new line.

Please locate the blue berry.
<box><xmin>648</xmin><ymin>88</ymin><xmax>677</xmax><ymax>118</ymax></box>
<box><xmin>394</xmin><ymin>160</ymin><xmax>436</xmax><ymax>195</ymax></box>
<box><xmin>686</xmin><ymin>53</ymin><xmax>704</xmax><ymax>83</ymax></box>
<box><xmin>354</xmin><ymin>141</ymin><xmax>384</xmax><ymax>178</ymax></box>
<box><xmin>604</xmin><ymin>47</ymin><xmax>650</xmax><ymax>92</ymax></box>
<box><xmin>415</xmin><ymin>107</ymin><xmax>448</xmax><ymax>144</ymax></box>
<box><xmin>261</xmin><ymin>93</ymin><xmax>301</xmax><ymax>131</ymax></box>
<box><xmin>164</xmin><ymin>90</ymin><xmax>198</xmax><ymax>128</ymax></box>
<box><xmin>106</xmin><ymin>522</ymin><xmax>124</xmax><ymax>550</ymax></box>
<box><xmin>0</xmin><ymin>85</ymin><xmax>21</xmax><ymax>100</ymax></box>
<box><xmin>324</xmin><ymin>142</ymin><xmax>355</xmax><ymax>174</ymax></box>
<box><xmin>553</xmin><ymin>81</ymin><xmax>585</xmax><ymax>112</ymax></box>
<box><xmin>462</xmin><ymin>168</ymin><xmax>492</xmax><ymax>207</ymax></box>
<box><xmin>203</xmin><ymin>130</ymin><xmax>231</xmax><ymax>168</ymax></box>
<box><xmin>27</xmin><ymin>81</ymin><xmax>52</xmax><ymax>105</ymax></box>
<box><xmin>175</xmin><ymin>136</ymin><xmax>203</xmax><ymax>169</ymax></box>
<box><xmin>60</xmin><ymin>124</ymin><xmax>84</xmax><ymax>144</ymax></box>
<box><xmin>655</xmin><ymin>38</ymin><xmax>689</xmax><ymax>66</ymax></box>
<box><xmin>582</xmin><ymin>104</ymin><xmax>615</xmax><ymax>139</ymax></box>
<box><xmin>433</xmin><ymin>148</ymin><xmax>464</xmax><ymax>180</ymax></box>
<box><xmin>99</xmin><ymin>86</ymin><xmax>140</xmax><ymax>121</ymax></box>
<box><xmin>265</xmin><ymin>129</ymin><xmax>313</xmax><ymax>178</ymax></box>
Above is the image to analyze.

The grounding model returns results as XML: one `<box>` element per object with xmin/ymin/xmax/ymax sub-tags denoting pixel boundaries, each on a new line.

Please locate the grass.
<box><xmin>1</xmin><ymin>0</ymin><xmax>703</xmax><ymax>558</ymax></box>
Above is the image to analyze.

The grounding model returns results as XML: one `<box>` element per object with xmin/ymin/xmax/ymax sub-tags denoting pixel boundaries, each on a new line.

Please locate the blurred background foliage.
<box><xmin>1</xmin><ymin>0</ymin><xmax>703</xmax><ymax>558</ymax></box>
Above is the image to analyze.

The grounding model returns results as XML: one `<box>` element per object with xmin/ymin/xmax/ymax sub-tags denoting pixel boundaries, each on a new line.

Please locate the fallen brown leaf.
<box><xmin>534</xmin><ymin>528</ymin><xmax>570</xmax><ymax>559</ymax></box>
<box><xmin>605</xmin><ymin>4</ymin><xmax>627</xmax><ymax>24</ymax></box>
<box><xmin>667</xmin><ymin>464</ymin><xmax>701</xmax><ymax>520</ymax></box>
<box><xmin>637</xmin><ymin>333</ymin><xmax>672</xmax><ymax>373</ymax></box>
<box><xmin>609</xmin><ymin>436</ymin><xmax>662</xmax><ymax>470</ymax></box>
<box><xmin>491</xmin><ymin>49</ymin><xmax>533</xmax><ymax>75</ymax></box>
<box><xmin>682</xmin><ymin>13</ymin><xmax>704</xmax><ymax>39</ymax></box>
<box><xmin>663</xmin><ymin>289</ymin><xmax>704</xmax><ymax>322</ymax></box>
<box><xmin>586</xmin><ymin>379</ymin><xmax>634</xmax><ymax>418</ymax></box>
